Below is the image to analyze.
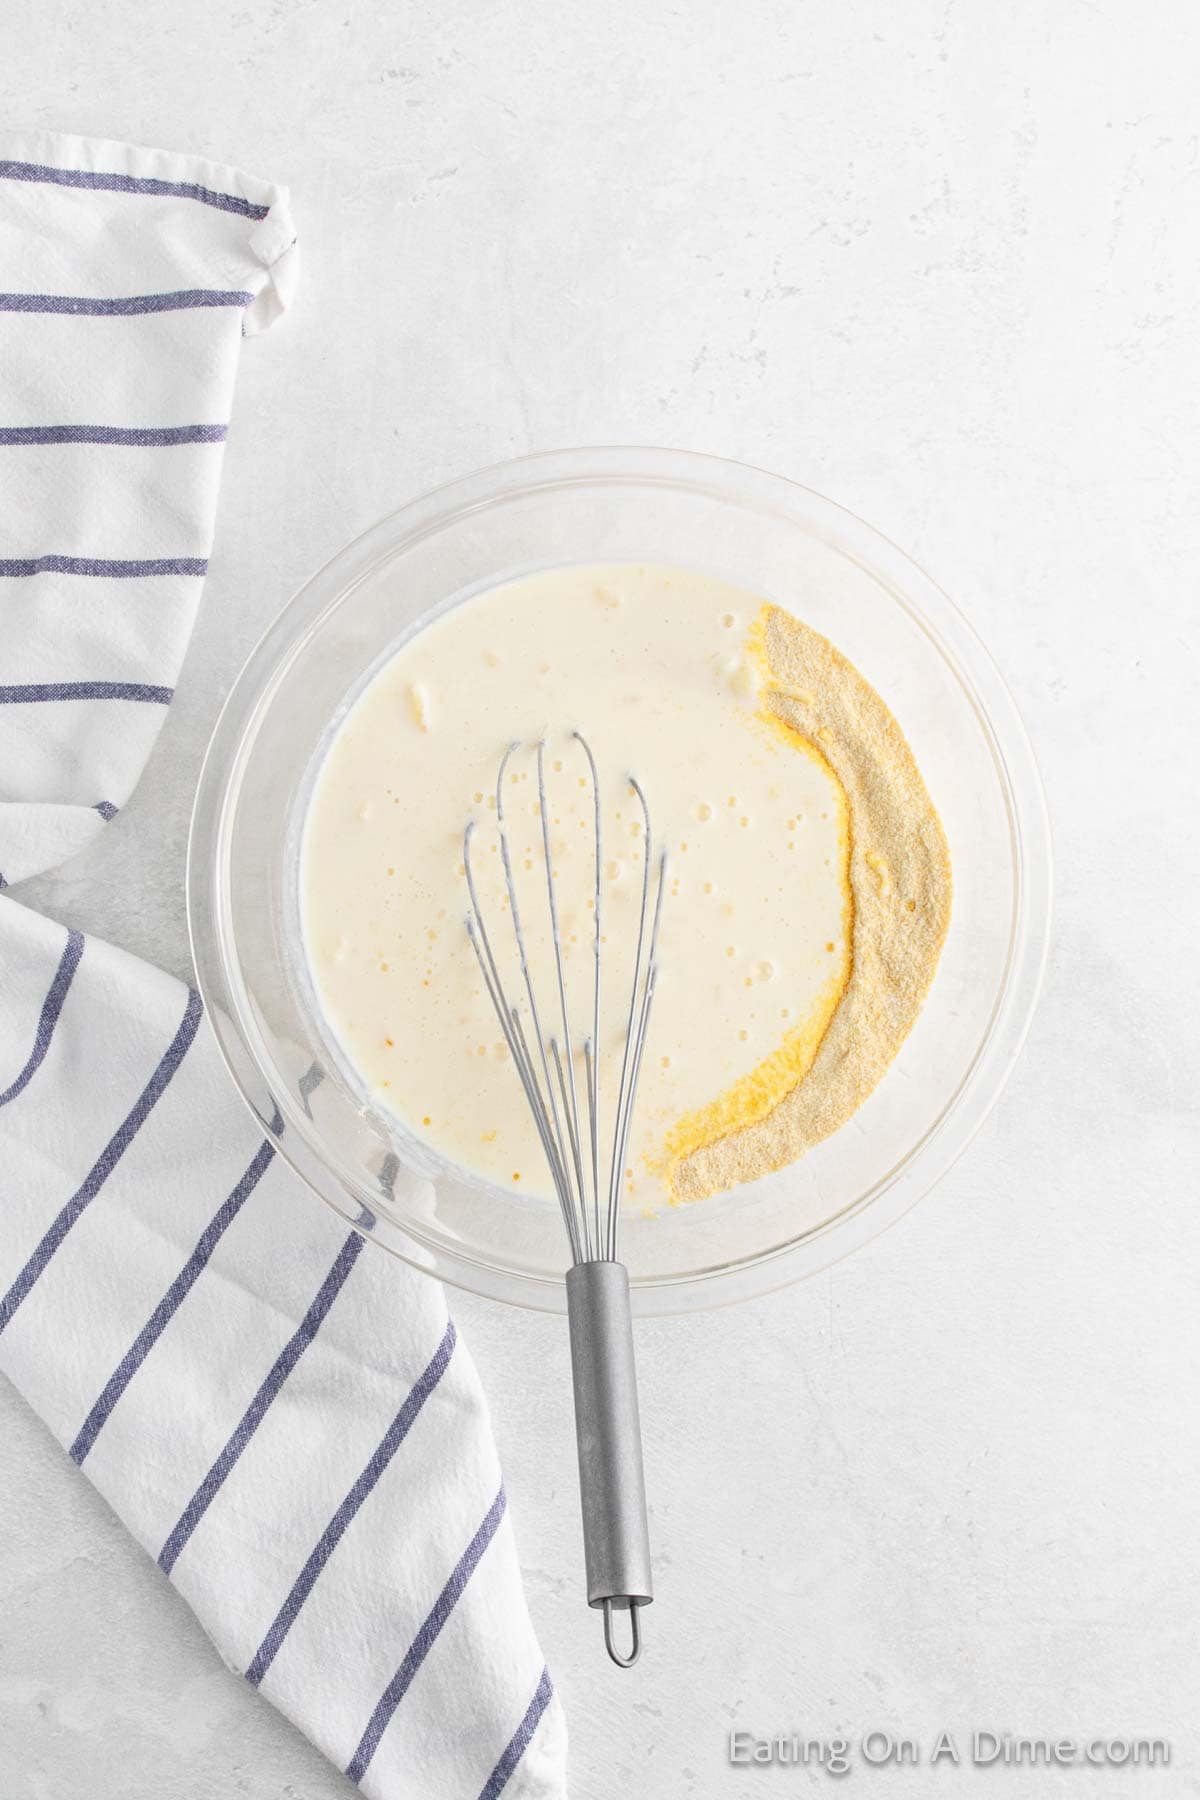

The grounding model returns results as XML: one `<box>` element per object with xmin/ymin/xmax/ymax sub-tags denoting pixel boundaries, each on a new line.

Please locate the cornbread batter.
<box><xmin>301</xmin><ymin>564</ymin><xmax>950</xmax><ymax>1208</ymax></box>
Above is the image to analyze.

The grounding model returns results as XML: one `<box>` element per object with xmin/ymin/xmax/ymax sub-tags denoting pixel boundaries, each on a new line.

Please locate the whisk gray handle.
<box><xmin>565</xmin><ymin>1259</ymin><xmax>652</xmax><ymax>1666</ymax></box>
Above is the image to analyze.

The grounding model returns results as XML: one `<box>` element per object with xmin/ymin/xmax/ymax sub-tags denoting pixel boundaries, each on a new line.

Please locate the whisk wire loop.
<box><xmin>492</xmin><ymin>741</ymin><xmax>580</xmax><ymax>1245</ymax></box>
<box><xmin>463</xmin><ymin>734</ymin><xmax>665</xmax><ymax>1266</ymax></box>
<box><xmin>536</xmin><ymin>740</ymin><xmax>592</xmax><ymax>1259</ymax></box>
<box><xmin>606</xmin><ymin>775</ymin><xmax>665</xmax><ymax>1259</ymax></box>
<box><xmin>573</xmin><ymin>731</ymin><xmax>605</xmax><ymax>1263</ymax></box>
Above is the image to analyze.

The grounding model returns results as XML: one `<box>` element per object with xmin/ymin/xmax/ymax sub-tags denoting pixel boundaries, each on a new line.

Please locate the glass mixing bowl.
<box><xmin>187</xmin><ymin>448</ymin><xmax>1051</xmax><ymax>1315</ymax></box>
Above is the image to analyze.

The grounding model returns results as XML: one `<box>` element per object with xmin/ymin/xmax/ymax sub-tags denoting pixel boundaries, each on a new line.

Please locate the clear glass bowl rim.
<box><xmin>187</xmin><ymin>446</ymin><xmax>1053</xmax><ymax>1316</ymax></box>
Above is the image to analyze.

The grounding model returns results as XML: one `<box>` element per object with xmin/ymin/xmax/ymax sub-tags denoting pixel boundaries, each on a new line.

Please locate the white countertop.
<box><xmin>3</xmin><ymin>3</ymin><xmax>1199</xmax><ymax>1796</ymax></box>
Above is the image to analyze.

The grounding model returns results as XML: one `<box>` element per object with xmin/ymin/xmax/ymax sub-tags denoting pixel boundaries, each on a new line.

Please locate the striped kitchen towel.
<box><xmin>0</xmin><ymin>134</ymin><xmax>565</xmax><ymax>1798</ymax></box>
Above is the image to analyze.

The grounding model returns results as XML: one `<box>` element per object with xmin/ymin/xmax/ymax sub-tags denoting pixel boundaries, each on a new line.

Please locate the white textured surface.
<box><xmin>2</xmin><ymin>2</ymin><xmax>1199</xmax><ymax>1796</ymax></box>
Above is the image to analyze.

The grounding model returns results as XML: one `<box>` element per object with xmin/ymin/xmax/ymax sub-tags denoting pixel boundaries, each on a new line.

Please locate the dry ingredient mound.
<box><xmin>669</xmin><ymin>602</ymin><xmax>952</xmax><ymax>1204</ymax></box>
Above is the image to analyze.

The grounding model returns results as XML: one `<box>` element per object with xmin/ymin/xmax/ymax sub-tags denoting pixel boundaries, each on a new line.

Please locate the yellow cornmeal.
<box><xmin>663</xmin><ymin>602</ymin><xmax>952</xmax><ymax>1204</ymax></box>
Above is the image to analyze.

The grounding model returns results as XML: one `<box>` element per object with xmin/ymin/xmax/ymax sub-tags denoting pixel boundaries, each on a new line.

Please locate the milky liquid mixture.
<box><xmin>301</xmin><ymin>564</ymin><xmax>852</xmax><ymax>1209</ymax></box>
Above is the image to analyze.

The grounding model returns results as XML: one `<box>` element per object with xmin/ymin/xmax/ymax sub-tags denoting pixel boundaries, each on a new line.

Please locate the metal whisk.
<box><xmin>464</xmin><ymin>732</ymin><xmax>665</xmax><ymax>1667</ymax></box>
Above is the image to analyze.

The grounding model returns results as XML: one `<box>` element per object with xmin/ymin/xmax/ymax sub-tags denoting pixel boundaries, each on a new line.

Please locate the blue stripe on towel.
<box><xmin>69</xmin><ymin>1138</ymin><xmax>277</xmax><ymax>1465</ymax></box>
<box><xmin>0</xmin><ymin>289</ymin><xmax>252</xmax><ymax>315</ymax></box>
<box><xmin>0</xmin><ymin>160</ymin><xmax>269</xmax><ymax>219</ymax></box>
<box><xmin>297</xmin><ymin>1060</ymin><xmax>324</xmax><ymax>1116</ymax></box>
<box><xmin>0</xmin><ymin>988</ymin><xmax>202</xmax><ymax>1335</ymax></box>
<box><xmin>244</xmin><ymin>1317</ymin><xmax>458</xmax><ymax>1688</ymax></box>
<box><xmin>93</xmin><ymin>801</ymin><xmax>119</xmax><ymax>820</ymax></box>
<box><xmin>0</xmin><ymin>681</ymin><xmax>175</xmax><ymax>703</ymax></box>
<box><xmin>478</xmin><ymin>1666</ymin><xmax>555</xmax><ymax>1800</ymax></box>
<box><xmin>0</xmin><ymin>929</ymin><xmax>84</xmax><ymax>1108</ymax></box>
<box><xmin>345</xmin><ymin>1486</ymin><xmax>509</xmax><ymax>1783</ymax></box>
<box><xmin>158</xmin><ymin>1231</ymin><xmax>365</xmax><ymax>1575</ymax></box>
<box><xmin>0</xmin><ymin>424</ymin><xmax>228</xmax><ymax>446</ymax></box>
<box><xmin>0</xmin><ymin>556</ymin><xmax>206</xmax><ymax>578</ymax></box>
